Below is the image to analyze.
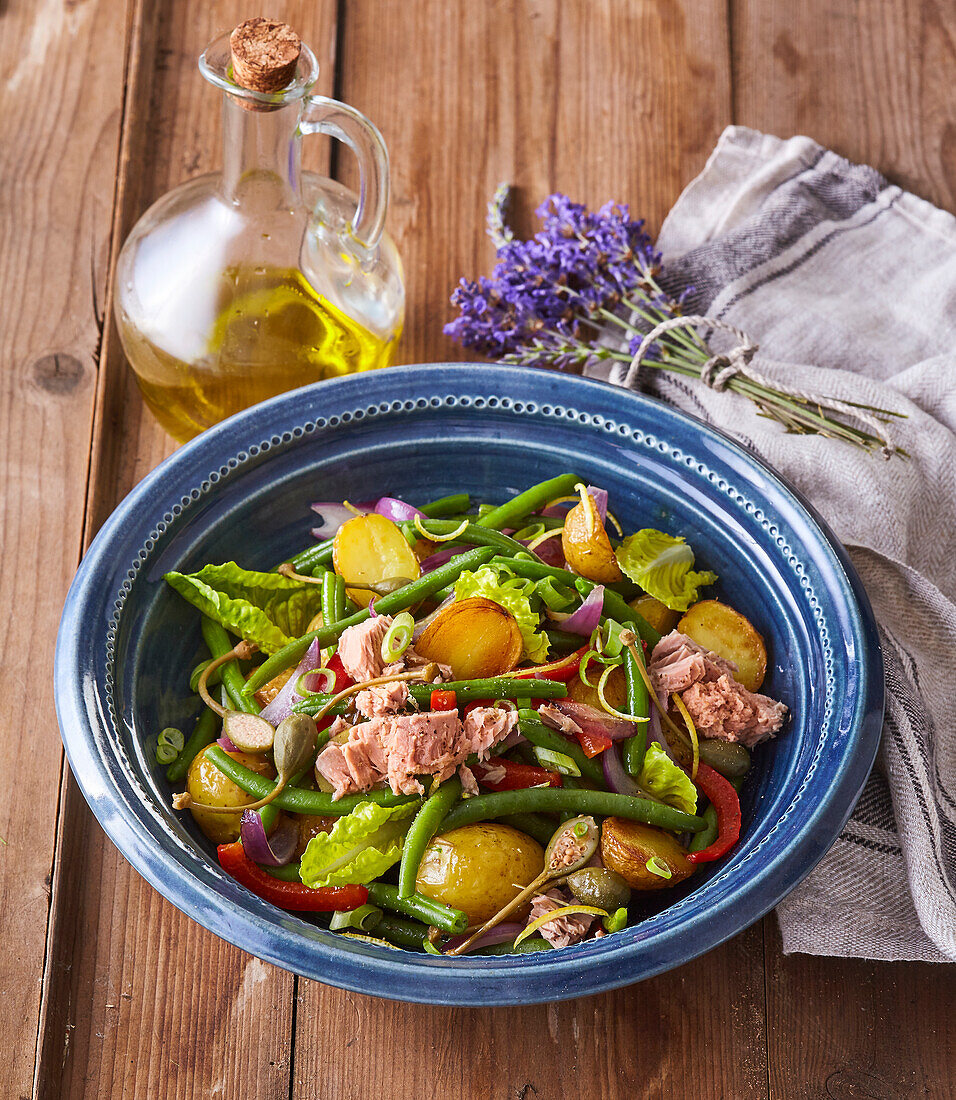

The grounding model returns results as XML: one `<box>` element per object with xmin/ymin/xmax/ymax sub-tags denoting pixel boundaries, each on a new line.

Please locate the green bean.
<box><xmin>374</xmin><ymin>914</ymin><xmax>430</xmax><ymax>951</ymax></box>
<box><xmin>321</xmin><ymin>571</ymin><xmax>348</xmax><ymax>658</ymax></box>
<box><xmin>517</xmin><ymin>716</ymin><xmax>605</xmax><ymax>787</ymax></box>
<box><xmin>476</xmin><ymin>474</ymin><xmax>581</xmax><ymax>531</ymax></box>
<box><xmin>489</xmin><ymin>556</ymin><xmax>661</xmax><ymax>648</ymax></box>
<box><xmin>292</xmin><ymin>677</ymin><xmax>568</xmax><ymax>717</ymax></box>
<box><xmin>166</xmin><ymin>708</ymin><xmax>220</xmax><ymax>783</ymax></box>
<box><xmin>499</xmin><ymin>813</ymin><xmax>558</xmax><ymax>846</ymax></box>
<box><xmin>189</xmin><ymin>658</ymin><xmax>223</xmax><ymax>694</ymax></box>
<box><xmin>622</xmin><ymin>624</ymin><xmax>649</xmax><ymax>776</ymax></box>
<box><xmin>437</xmin><ymin>787</ymin><xmax>705</xmax><ymax>834</ymax></box>
<box><xmin>263</xmin><ymin>862</ymin><xmax>303</xmax><ymax>882</ymax></box>
<box><xmin>420</xmin><ymin>493</ymin><xmax>471</xmax><ymax>517</ymax></box>
<box><xmin>288</xmin><ymin>540</ymin><xmax>334</xmax><ymax>576</ymax></box>
<box><xmin>474</xmin><ymin>936</ymin><xmax>552</xmax><ymax>955</ymax></box>
<box><xmin>366</xmin><ymin>883</ymin><xmax>468</xmax><ymax>934</ymax></box>
<box><xmin>544</xmin><ymin>628</ymin><xmax>587</xmax><ymax>653</ymax></box>
<box><xmin>201</xmin><ymin>617</ymin><xmax>260</xmax><ymax>714</ymax></box>
<box><xmin>245</xmin><ymin>546</ymin><xmax>498</xmax><ymax>695</ymax></box>
<box><xmin>398</xmin><ymin>777</ymin><xmax>462</xmax><ymax>898</ymax></box>
<box><xmin>257</xmin><ymin>763</ymin><xmax>314</xmax><ymax>834</ymax></box>
<box><xmin>407</xmin><ymin>520</ymin><xmax>538</xmax><ymax>561</ymax></box>
<box><xmin>688</xmin><ymin>804</ymin><xmax>719</xmax><ymax>852</ymax></box>
<box><xmin>204</xmin><ymin>746</ymin><xmax>421</xmax><ymax>815</ymax></box>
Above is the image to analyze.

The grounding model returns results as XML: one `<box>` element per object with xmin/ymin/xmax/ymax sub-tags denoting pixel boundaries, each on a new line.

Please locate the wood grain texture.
<box><xmin>334</xmin><ymin>0</ymin><xmax>732</xmax><ymax>367</ymax></box>
<box><xmin>0</xmin><ymin>0</ymin><xmax>132</xmax><ymax>1095</ymax></box>
<box><xmin>732</xmin><ymin>0</ymin><xmax>956</xmax><ymax>211</ymax></box>
<box><xmin>292</xmin><ymin>4</ymin><xmax>758</xmax><ymax>1096</ymax></box>
<box><xmin>34</xmin><ymin>3</ymin><xmax>337</xmax><ymax>1098</ymax></box>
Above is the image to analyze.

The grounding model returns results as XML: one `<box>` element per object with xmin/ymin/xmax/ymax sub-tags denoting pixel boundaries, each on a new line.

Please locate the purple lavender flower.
<box><xmin>444</xmin><ymin>188</ymin><xmax>672</xmax><ymax>369</ymax></box>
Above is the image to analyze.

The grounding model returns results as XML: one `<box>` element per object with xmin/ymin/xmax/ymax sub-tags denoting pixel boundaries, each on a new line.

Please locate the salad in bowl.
<box><xmin>161</xmin><ymin>474</ymin><xmax>789</xmax><ymax>957</ymax></box>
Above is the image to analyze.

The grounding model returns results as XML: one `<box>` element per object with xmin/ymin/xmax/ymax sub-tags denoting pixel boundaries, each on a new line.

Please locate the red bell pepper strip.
<box><xmin>323</xmin><ymin>652</ymin><xmax>354</xmax><ymax>692</ymax></box>
<box><xmin>510</xmin><ymin>645</ymin><xmax>589</xmax><ymax>684</ymax></box>
<box><xmin>685</xmin><ymin>763</ymin><xmax>742</xmax><ymax>864</ymax></box>
<box><xmin>430</xmin><ymin>688</ymin><xmax>458</xmax><ymax>711</ymax></box>
<box><xmin>217</xmin><ymin>842</ymin><xmax>369</xmax><ymax>911</ymax></box>
<box><xmin>572</xmin><ymin>725</ymin><xmax>614</xmax><ymax>758</ymax></box>
<box><xmin>472</xmin><ymin>756</ymin><xmax>563</xmax><ymax>791</ymax></box>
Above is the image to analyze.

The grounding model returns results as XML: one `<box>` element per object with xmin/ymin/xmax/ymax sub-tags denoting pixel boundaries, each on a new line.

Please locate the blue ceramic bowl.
<box><xmin>55</xmin><ymin>365</ymin><xmax>882</xmax><ymax>1005</ymax></box>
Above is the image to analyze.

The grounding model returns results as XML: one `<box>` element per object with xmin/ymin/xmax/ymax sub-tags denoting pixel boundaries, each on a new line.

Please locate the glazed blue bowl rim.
<box><xmin>55</xmin><ymin>363</ymin><xmax>883</xmax><ymax>1006</ymax></box>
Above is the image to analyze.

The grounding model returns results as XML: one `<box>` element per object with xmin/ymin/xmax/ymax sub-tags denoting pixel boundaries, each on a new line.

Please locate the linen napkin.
<box><xmin>597</xmin><ymin>126</ymin><xmax>956</xmax><ymax>962</ymax></box>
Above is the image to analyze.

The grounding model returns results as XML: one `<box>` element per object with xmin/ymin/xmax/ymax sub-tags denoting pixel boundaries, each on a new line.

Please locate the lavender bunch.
<box><xmin>445</xmin><ymin>186</ymin><xmax>903</xmax><ymax>455</ymax></box>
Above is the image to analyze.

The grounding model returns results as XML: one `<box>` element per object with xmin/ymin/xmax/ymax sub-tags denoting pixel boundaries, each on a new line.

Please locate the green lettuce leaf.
<box><xmin>299</xmin><ymin>800</ymin><xmax>418</xmax><ymax>888</ymax></box>
<box><xmin>615</xmin><ymin>529</ymin><xmax>717</xmax><ymax>612</ymax></box>
<box><xmin>638</xmin><ymin>743</ymin><xmax>698</xmax><ymax>815</ymax></box>
<box><xmin>165</xmin><ymin>562</ymin><xmax>325</xmax><ymax>654</ymax></box>
<box><xmin>454</xmin><ymin>565</ymin><xmax>549</xmax><ymax>663</ymax></box>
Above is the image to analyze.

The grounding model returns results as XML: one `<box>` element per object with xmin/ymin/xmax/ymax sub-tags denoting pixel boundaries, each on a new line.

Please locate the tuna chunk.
<box><xmin>374</xmin><ymin>710</ymin><xmax>463</xmax><ymax>793</ymax></box>
<box><xmin>314</xmin><ymin>742</ymin><xmax>357</xmax><ymax>800</ymax></box>
<box><xmin>528</xmin><ymin>888</ymin><xmax>596</xmax><ymax>949</ymax></box>
<box><xmin>648</xmin><ymin>630</ymin><xmax>787</xmax><ymax>747</ymax></box>
<box><xmin>356</xmin><ymin>681</ymin><xmax>409</xmax><ymax>719</ymax></box>
<box><xmin>537</xmin><ymin>704</ymin><xmax>582</xmax><ymax>736</ymax></box>
<box><xmin>458</xmin><ymin>764</ymin><xmax>479</xmax><ymax>797</ymax></box>
<box><xmin>649</xmin><ymin>631</ymin><xmax>737</xmax><ymax>695</ymax></box>
<box><xmin>336</xmin><ymin>616</ymin><xmax>394</xmax><ymax>682</ymax></box>
<box><xmin>681</xmin><ymin>674</ymin><xmax>787</xmax><ymax>747</ymax></box>
<box><xmin>461</xmin><ymin>706</ymin><xmax>517</xmax><ymax>760</ymax></box>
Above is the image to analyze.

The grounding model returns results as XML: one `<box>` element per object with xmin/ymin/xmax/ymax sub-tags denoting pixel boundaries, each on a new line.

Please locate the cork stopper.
<box><xmin>230</xmin><ymin>18</ymin><xmax>300</xmax><ymax>93</ymax></box>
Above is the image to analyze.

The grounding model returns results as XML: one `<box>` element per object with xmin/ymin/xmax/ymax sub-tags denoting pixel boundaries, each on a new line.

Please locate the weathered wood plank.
<box><xmin>293</xmin><ymin>5</ymin><xmax>760</xmax><ymax>1098</ymax></box>
<box><xmin>35</xmin><ymin>3</ymin><xmax>337</xmax><ymax>1098</ymax></box>
<box><xmin>0</xmin><ymin>0</ymin><xmax>133</xmax><ymax>1094</ymax></box>
<box><xmin>734</xmin><ymin>2</ymin><xmax>956</xmax><ymax>1095</ymax></box>
<box><xmin>732</xmin><ymin>0</ymin><xmax>956</xmax><ymax>211</ymax></box>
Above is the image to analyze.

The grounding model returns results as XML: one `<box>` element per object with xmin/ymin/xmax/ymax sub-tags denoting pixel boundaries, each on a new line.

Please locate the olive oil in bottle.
<box><xmin>117</xmin><ymin>267</ymin><xmax>399</xmax><ymax>441</ymax></box>
<box><xmin>114</xmin><ymin>19</ymin><xmax>404</xmax><ymax>442</ymax></box>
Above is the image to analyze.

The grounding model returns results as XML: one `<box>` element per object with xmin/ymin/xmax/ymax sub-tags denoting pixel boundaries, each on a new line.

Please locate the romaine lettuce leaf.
<box><xmin>614</xmin><ymin>529</ymin><xmax>717</xmax><ymax>612</ymax></box>
<box><xmin>454</xmin><ymin>565</ymin><xmax>549</xmax><ymax>663</ymax></box>
<box><xmin>638</xmin><ymin>743</ymin><xmax>698</xmax><ymax>815</ymax></box>
<box><xmin>165</xmin><ymin>562</ymin><xmax>325</xmax><ymax>654</ymax></box>
<box><xmin>299</xmin><ymin>800</ymin><xmax>418</xmax><ymax>888</ymax></box>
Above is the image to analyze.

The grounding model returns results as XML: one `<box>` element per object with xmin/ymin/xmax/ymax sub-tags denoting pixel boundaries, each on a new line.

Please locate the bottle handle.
<box><xmin>299</xmin><ymin>96</ymin><xmax>389</xmax><ymax>250</ymax></box>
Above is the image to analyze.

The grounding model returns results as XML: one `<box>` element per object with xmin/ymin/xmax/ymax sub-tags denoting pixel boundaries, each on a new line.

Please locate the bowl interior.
<box><xmin>57</xmin><ymin>365</ymin><xmax>882</xmax><ymax>1004</ymax></box>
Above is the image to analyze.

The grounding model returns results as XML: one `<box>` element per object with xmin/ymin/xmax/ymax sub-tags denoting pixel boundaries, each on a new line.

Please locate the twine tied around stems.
<box><xmin>623</xmin><ymin>315</ymin><xmax>896</xmax><ymax>459</ymax></box>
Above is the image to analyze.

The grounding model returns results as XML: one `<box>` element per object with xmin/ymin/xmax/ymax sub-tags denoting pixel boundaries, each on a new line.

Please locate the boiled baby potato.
<box><xmin>332</xmin><ymin>513</ymin><xmax>420</xmax><ymax>605</ymax></box>
<box><xmin>186</xmin><ymin>747</ymin><xmax>275</xmax><ymax>845</ymax></box>
<box><xmin>568</xmin><ymin>664</ymin><xmax>627</xmax><ymax>712</ymax></box>
<box><xmin>416</xmin><ymin>823</ymin><xmax>544</xmax><ymax>923</ymax></box>
<box><xmin>561</xmin><ymin>496</ymin><xmax>623</xmax><ymax>583</ymax></box>
<box><xmin>678</xmin><ymin>599</ymin><xmax>767</xmax><ymax>692</ymax></box>
<box><xmin>629</xmin><ymin>593</ymin><xmax>680</xmax><ymax>637</ymax></box>
<box><xmin>293</xmin><ymin>813</ymin><xmax>336</xmax><ymax>858</ymax></box>
<box><xmin>253</xmin><ymin>667</ymin><xmax>293</xmax><ymax>709</ymax></box>
<box><xmin>600</xmin><ymin>818</ymin><xmax>694</xmax><ymax>891</ymax></box>
<box><xmin>415</xmin><ymin>597</ymin><xmax>523</xmax><ymax>679</ymax></box>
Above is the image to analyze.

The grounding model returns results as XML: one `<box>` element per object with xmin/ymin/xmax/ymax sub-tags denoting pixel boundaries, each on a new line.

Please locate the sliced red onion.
<box><xmin>444</xmin><ymin>922</ymin><xmax>526</xmax><ymax>954</ymax></box>
<box><xmin>648</xmin><ymin>702</ymin><xmax>679</xmax><ymax>762</ymax></box>
<box><xmin>540</xmin><ymin>504</ymin><xmax>572</xmax><ymax>519</ymax></box>
<box><xmin>260</xmin><ymin>638</ymin><xmax>324</xmax><ymax>725</ymax></box>
<box><xmin>533</xmin><ymin>536</ymin><xmax>566</xmax><ymax>569</ymax></box>
<box><xmin>602</xmin><ymin>742</ymin><xmax>642</xmax><ymax>796</ymax></box>
<box><xmin>217</xmin><ymin>734</ymin><xmax>239</xmax><ymax>752</ymax></box>
<box><xmin>550</xmin><ymin>699</ymin><xmax>634</xmax><ymax>740</ymax></box>
<box><xmin>310</xmin><ymin>501</ymin><xmax>366</xmax><ymax>540</ymax></box>
<box><xmin>240</xmin><ymin>810</ymin><xmax>298</xmax><ymax>867</ymax></box>
<box><xmin>368</xmin><ymin>597</ymin><xmax>378</xmax><ymax>617</ymax></box>
<box><xmin>586</xmin><ymin>485</ymin><xmax>608</xmax><ymax>521</ymax></box>
<box><xmin>374</xmin><ymin>497</ymin><xmax>426</xmax><ymax>522</ymax></box>
<box><xmin>559</xmin><ymin>585</ymin><xmax>605</xmax><ymax>635</ymax></box>
<box><xmin>419</xmin><ymin>544</ymin><xmax>470</xmax><ymax>573</ymax></box>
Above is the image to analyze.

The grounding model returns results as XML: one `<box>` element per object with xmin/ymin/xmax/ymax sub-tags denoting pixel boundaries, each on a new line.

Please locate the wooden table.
<box><xmin>5</xmin><ymin>1</ymin><xmax>954</xmax><ymax>1096</ymax></box>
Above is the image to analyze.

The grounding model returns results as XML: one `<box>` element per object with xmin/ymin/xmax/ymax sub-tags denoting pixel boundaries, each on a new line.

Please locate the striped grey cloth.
<box><xmin>599</xmin><ymin>127</ymin><xmax>956</xmax><ymax>961</ymax></box>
